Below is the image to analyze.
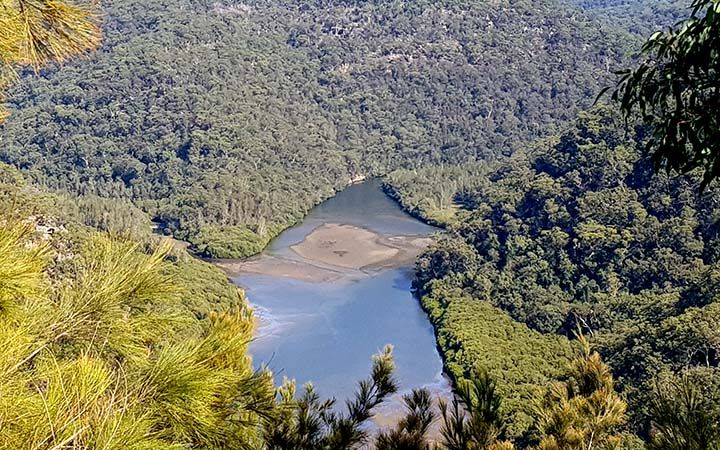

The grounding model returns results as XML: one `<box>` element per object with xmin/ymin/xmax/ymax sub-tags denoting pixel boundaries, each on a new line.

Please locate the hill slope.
<box><xmin>406</xmin><ymin>107</ymin><xmax>720</xmax><ymax>432</ymax></box>
<box><xmin>571</xmin><ymin>0</ymin><xmax>686</xmax><ymax>36</ymax></box>
<box><xmin>0</xmin><ymin>0</ymin><xmax>634</xmax><ymax>257</ymax></box>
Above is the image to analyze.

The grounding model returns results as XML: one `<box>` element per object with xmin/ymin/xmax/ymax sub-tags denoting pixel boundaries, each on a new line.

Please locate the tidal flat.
<box><xmin>218</xmin><ymin>222</ymin><xmax>433</xmax><ymax>282</ymax></box>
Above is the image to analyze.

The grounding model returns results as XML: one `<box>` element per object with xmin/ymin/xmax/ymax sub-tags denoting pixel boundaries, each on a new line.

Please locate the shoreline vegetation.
<box><xmin>382</xmin><ymin>180</ymin><xmax>458</xmax><ymax>229</ymax></box>
<box><xmin>381</xmin><ymin>164</ymin><xmax>491</xmax><ymax>228</ymax></box>
<box><xmin>383</xmin><ymin>174</ymin><xmax>576</xmax><ymax>439</ymax></box>
<box><xmin>186</xmin><ymin>176</ymin><xmax>369</xmax><ymax>259</ymax></box>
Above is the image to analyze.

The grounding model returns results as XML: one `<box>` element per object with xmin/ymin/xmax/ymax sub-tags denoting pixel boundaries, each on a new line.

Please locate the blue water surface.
<box><xmin>234</xmin><ymin>181</ymin><xmax>447</xmax><ymax>402</ymax></box>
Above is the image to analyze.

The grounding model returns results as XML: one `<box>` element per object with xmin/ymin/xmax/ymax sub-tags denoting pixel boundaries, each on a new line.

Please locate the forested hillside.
<box><xmin>572</xmin><ymin>0</ymin><xmax>686</xmax><ymax>36</ymax></box>
<box><xmin>0</xmin><ymin>0</ymin><xmax>635</xmax><ymax>257</ymax></box>
<box><xmin>398</xmin><ymin>106</ymin><xmax>720</xmax><ymax>439</ymax></box>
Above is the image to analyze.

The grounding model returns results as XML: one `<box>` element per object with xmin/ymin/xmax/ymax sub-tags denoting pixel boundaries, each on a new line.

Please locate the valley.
<box><xmin>1</xmin><ymin>0</ymin><xmax>719</xmax><ymax>448</ymax></box>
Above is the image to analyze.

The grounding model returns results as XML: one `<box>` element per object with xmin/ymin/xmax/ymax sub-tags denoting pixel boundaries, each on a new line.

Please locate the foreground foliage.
<box><xmin>0</xmin><ymin>223</ymin><xmax>277</xmax><ymax>448</ymax></box>
<box><xmin>0</xmin><ymin>167</ymin><xmax>277</xmax><ymax>447</ymax></box>
<box><xmin>647</xmin><ymin>370</ymin><xmax>720</xmax><ymax>450</ymax></box>
<box><xmin>376</xmin><ymin>335</ymin><xmax>631</xmax><ymax>450</ymax></box>
<box><xmin>0</xmin><ymin>0</ymin><xmax>100</xmax><ymax>121</ymax></box>
<box><xmin>614</xmin><ymin>0</ymin><xmax>720</xmax><ymax>186</ymax></box>
<box><xmin>265</xmin><ymin>346</ymin><xmax>397</xmax><ymax>450</ymax></box>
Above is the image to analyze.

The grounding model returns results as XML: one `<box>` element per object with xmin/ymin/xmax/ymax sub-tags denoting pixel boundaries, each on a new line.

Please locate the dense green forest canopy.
<box><xmin>571</xmin><ymin>0</ymin><xmax>686</xmax><ymax>36</ymax></box>
<box><xmin>391</xmin><ymin>106</ymin><xmax>720</xmax><ymax>440</ymax></box>
<box><xmin>0</xmin><ymin>0</ymin><xmax>639</xmax><ymax>257</ymax></box>
<box><xmin>0</xmin><ymin>0</ymin><xmax>101</xmax><ymax>121</ymax></box>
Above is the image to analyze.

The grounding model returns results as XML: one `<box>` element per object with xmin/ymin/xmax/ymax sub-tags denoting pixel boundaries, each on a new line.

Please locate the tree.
<box><xmin>0</xmin><ymin>226</ymin><xmax>277</xmax><ymax>449</ymax></box>
<box><xmin>613</xmin><ymin>0</ymin><xmax>720</xmax><ymax>187</ymax></box>
<box><xmin>438</xmin><ymin>369</ymin><xmax>514</xmax><ymax>450</ymax></box>
<box><xmin>533</xmin><ymin>335</ymin><xmax>627</xmax><ymax>450</ymax></box>
<box><xmin>0</xmin><ymin>0</ymin><xmax>101</xmax><ymax>121</ymax></box>
<box><xmin>373</xmin><ymin>369</ymin><xmax>515</xmax><ymax>450</ymax></box>
<box><xmin>375</xmin><ymin>389</ymin><xmax>436</xmax><ymax>450</ymax></box>
<box><xmin>647</xmin><ymin>370</ymin><xmax>720</xmax><ymax>450</ymax></box>
<box><xmin>444</xmin><ymin>370</ymin><xmax>502</xmax><ymax>449</ymax></box>
<box><xmin>264</xmin><ymin>345</ymin><xmax>397</xmax><ymax>450</ymax></box>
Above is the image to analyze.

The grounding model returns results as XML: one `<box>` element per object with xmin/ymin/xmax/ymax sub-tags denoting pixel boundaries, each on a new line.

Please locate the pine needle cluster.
<box><xmin>0</xmin><ymin>0</ymin><xmax>101</xmax><ymax>121</ymax></box>
<box><xmin>374</xmin><ymin>336</ymin><xmax>630</xmax><ymax>450</ymax></box>
<box><xmin>0</xmin><ymin>223</ymin><xmax>276</xmax><ymax>449</ymax></box>
<box><xmin>531</xmin><ymin>334</ymin><xmax>627</xmax><ymax>450</ymax></box>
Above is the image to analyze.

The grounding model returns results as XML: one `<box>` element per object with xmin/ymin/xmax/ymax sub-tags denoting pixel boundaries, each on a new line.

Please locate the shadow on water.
<box><xmin>391</xmin><ymin>267</ymin><xmax>415</xmax><ymax>290</ymax></box>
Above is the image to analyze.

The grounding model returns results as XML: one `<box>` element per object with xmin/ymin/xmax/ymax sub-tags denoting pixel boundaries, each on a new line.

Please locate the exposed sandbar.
<box><xmin>291</xmin><ymin>223</ymin><xmax>431</xmax><ymax>271</ymax></box>
<box><xmin>216</xmin><ymin>223</ymin><xmax>433</xmax><ymax>282</ymax></box>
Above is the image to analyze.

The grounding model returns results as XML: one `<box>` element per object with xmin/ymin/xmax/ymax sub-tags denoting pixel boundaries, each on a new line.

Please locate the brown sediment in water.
<box><xmin>215</xmin><ymin>255</ymin><xmax>344</xmax><ymax>283</ymax></box>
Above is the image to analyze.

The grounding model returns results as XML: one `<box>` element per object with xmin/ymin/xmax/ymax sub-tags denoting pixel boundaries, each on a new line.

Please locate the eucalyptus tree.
<box><xmin>614</xmin><ymin>0</ymin><xmax>720</xmax><ymax>186</ymax></box>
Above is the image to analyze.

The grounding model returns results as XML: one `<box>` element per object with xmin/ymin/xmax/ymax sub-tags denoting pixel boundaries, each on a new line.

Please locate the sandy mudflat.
<box><xmin>291</xmin><ymin>224</ymin><xmax>399</xmax><ymax>269</ymax></box>
<box><xmin>291</xmin><ymin>223</ymin><xmax>432</xmax><ymax>271</ymax></box>
<box><xmin>215</xmin><ymin>256</ymin><xmax>344</xmax><ymax>282</ymax></box>
<box><xmin>216</xmin><ymin>223</ymin><xmax>432</xmax><ymax>282</ymax></box>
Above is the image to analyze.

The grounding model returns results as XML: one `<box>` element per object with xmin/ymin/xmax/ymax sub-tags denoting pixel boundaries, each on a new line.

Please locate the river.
<box><xmin>227</xmin><ymin>180</ymin><xmax>451</xmax><ymax>425</ymax></box>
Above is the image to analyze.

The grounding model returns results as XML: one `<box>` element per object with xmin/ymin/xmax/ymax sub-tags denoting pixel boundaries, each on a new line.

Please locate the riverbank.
<box><xmin>216</xmin><ymin>222</ymin><xmax>432</xmax><ymax>281</ymax></box>
<box><xmin>177</xmin><ymin>175</ymin><xmax>443</xmax><ymax>261</ymax></box>
<box><xmin>291</xmin><ymin>223</ymin><xmax>432</xmax><ymax>271</ymax></box>
<box><xmin>417</xmin><ymin>281</ymin><xmax>573</xmax><ymax>439</ymax></box>
<box><xmin>381</xmin><ymin>181</ymin><xmax>453</xmax><ymax>228</ymax></box>
<box><xmin>180</xmin><ymin>175</ymin><xmax>443</xmax><ymax>261</ymax></box>
<box><xmin>215</xmin><ymin>255</ymin><xmax>344</xmax><ymax>282</ymax></box>
<box><xmin>182</xmin><ymin>176</ymin><xmax>371</xmax><ymax>260</ymax></box>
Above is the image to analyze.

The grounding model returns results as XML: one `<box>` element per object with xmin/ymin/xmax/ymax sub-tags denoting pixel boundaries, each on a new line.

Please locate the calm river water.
<box><xmin>232</xmin><ymin>181</ymin><xmax>450</xmax><ymax>416</ymax></box>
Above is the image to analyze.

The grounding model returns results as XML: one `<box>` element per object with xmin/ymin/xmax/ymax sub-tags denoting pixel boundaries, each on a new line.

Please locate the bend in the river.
<box><xmin>218</xmin><ymin>180</ymin><xmax>451</xmax><ymax>426</ymax></box>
